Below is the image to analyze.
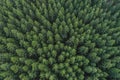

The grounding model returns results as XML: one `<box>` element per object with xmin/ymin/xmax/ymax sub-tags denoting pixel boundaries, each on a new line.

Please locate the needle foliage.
<box><xmin>0</xmin><ymin>0</ymin><xmax>120</xmax><ymax>80</ymax></box>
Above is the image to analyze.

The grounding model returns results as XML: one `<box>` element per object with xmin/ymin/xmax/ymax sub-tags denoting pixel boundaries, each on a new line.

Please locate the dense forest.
<box><xmin>0</xmin><ymin>0</ymin><xmax>120</xmax><ymax>80</ymax></box>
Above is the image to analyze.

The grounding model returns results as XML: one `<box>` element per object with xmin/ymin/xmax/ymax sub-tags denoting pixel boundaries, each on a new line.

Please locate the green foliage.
<box><xmin>109</xmin><ymin>68</ymin><xmax>120</xmax><ymax>79</ymax></box>
<box><xmin>10</xmin><ymin>65</ymin><xmax>19</xmax><ymax>73</ymax></box>
<box><xmin>0</xmin><ymin>0</ymin><xmax>120</xmax><ymax>80</ymax></box>
<box><xmin>7</xmin><ymin>43</ymin><xmax>17</xmax><ymax>52</ymax></box>
<box><xmin>0</xmin><ymin>63</ymin><xmax>10</xmax><ymax>71</ymax></box>
<box><xmin>16</xmin><ymin>49</ymin><xmax>25</xmax><ymax>57</ymax></box>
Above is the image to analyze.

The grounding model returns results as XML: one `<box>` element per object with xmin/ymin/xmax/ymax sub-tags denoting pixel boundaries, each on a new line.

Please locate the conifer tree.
<box><xmin>0</xmin><ymin>0</ymin><xmax>120</xmax><ymax>80</ymax></box>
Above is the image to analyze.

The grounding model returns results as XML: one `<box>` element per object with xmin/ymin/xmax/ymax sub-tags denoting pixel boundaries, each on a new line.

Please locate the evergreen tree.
<box><xmin>0</xmin><ymin>0</ymin><xmax>120</xmax><ymax>80</ymax></box>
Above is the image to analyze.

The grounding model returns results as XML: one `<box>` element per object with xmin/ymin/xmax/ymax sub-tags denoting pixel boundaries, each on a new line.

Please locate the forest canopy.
<box><xmin>0</xmin><ymin>0</ymin><xmax>120</xmax><ymax>80</ymax></box>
